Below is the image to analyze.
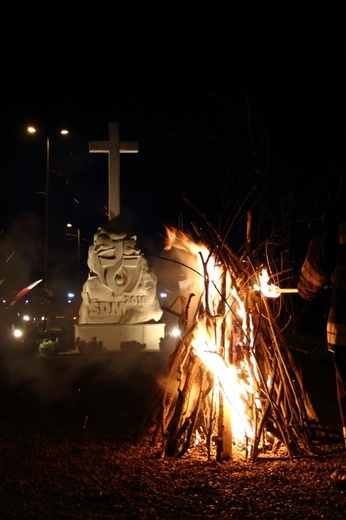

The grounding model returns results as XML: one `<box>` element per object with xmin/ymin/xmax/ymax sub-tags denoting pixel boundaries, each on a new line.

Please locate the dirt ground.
<box><xmin>0</xmin><ymin>347</ymin><xmax>346</xmax><ymax>519</ymax></box>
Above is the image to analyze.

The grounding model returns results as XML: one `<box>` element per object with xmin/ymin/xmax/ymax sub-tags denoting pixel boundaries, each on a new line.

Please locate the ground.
<box><xmin>0</xmin><ymin>347</ymin><xmax>346</xmax><ymax>519</ymax></box>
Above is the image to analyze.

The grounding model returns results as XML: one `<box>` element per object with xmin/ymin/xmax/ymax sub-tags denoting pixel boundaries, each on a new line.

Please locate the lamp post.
<box><xmin>66</xmin><ymin>223</ymin><xmax>81</xmax><ymax>289</ymax></box>
<box><xmin>27</xmin><ymin>126</ymin><xmax>69</xmax><ymax>291</ymax></box>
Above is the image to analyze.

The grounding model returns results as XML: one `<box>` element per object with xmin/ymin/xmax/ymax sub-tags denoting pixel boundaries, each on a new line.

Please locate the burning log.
<box><xmin>139</xmin><ymin>221</ymin><xmax>326</xmax><ymax>462</ymax></box>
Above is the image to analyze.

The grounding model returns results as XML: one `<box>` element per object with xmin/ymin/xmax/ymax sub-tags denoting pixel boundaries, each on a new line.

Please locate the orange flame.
<box><xmin>165</xmin><ymin>225</ymin><xmax>259</xmax><ymax>449</ymax></box>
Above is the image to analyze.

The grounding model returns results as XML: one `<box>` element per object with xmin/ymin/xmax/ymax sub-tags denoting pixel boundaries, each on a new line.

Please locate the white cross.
<box><xmin>89</xmin><ymin>121</ymin><xmax>139</xmax><ymax>220</ymax></box>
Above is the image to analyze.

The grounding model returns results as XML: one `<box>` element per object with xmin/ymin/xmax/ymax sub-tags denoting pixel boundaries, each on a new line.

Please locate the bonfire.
<box><xmin>140</xmin><ymin>210</ymin><xmax>330</xmax><ymax>463</ymax></box>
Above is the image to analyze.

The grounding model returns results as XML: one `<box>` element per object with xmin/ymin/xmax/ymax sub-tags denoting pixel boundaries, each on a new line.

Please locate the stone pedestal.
<box><xmin>74</xmin><ymin>322</ymin><xmax>165</xmax><ymax>351</ymax></box>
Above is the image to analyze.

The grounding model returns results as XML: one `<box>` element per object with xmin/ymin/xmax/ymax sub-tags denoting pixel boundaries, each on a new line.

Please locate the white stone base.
<box><xmin>74</xmin><ymin>322</ymin><xmax>165</xmax><ymax>351</ymax></box>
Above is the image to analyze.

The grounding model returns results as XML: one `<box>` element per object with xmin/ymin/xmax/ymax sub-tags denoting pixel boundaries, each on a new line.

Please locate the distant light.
<box><xmin>171</xmin><ymin>327</ymin><xmax>181</xmax><ymax>338</ymax></box>
<box><xmin>160</xmin><ymin>292</ymin><xmax>168</xmax><ymax>299</ymax></box>
<box><xmin>27</xmin><ymin>126</ymin><xmax>69</xmax><ymax>136</ymax></box>
<box><xmin>67</xmin><ymin>292</ymin><xmax>75</xmax><ymax>298</ymax></box>
<box><xmin>23</xmin><ymin>315</ymin><xmax>30</xmax><ymax>321</ymax></box>
<box><xmin>13</xmin><ymin>328</ymin><xmax>23</xmax><ymax>338</ymax></box>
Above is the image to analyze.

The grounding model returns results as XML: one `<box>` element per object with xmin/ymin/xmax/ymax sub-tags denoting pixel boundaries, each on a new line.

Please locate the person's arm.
<box><xmin>297</xmin><ymin>206</ymin><xmax>337</xmax><ymax>301</ymax></box>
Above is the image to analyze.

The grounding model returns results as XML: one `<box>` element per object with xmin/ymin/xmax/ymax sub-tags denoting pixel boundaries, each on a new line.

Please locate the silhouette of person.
<box><xmin>298</xmin><ymin>190</ymin><xmax>346</xmax><ymax>487</ymax></box>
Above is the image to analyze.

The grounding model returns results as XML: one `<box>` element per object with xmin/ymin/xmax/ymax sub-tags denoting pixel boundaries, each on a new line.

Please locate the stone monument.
<box><xmin>74</xmin><ymin>122</ymin><xmax>165</xmax><ymax>351</ymax></box>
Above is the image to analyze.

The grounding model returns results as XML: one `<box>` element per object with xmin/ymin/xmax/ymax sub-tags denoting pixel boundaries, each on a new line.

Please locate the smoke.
<box><xmin>0</xmin><ymin>351</ymin><xmax>168</xmax><ymax>410</ymax></box>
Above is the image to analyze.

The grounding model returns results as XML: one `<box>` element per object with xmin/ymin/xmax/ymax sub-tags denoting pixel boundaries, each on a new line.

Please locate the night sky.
<box><xmin>1</xmin><ymin>2</ymin><xmax>346</xmax><ymax>303</ymax></box>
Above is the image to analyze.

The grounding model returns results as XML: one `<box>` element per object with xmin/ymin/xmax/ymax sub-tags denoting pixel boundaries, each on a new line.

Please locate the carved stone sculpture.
<box><xmin>78</xmin><ymin>227</ymin><xmax>163</xmax><ymax>325</ymax></box>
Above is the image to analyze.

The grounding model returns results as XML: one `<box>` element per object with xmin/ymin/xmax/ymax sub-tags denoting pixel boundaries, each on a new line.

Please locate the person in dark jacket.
<box><xmin>297</xmin><ymin>193</ymin><xmax>346</xmax><ymax>487</ymax></box>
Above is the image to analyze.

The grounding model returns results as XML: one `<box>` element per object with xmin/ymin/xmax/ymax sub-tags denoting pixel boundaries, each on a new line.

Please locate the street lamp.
<box><xmin>27</xmin><ymin>126</ymin><xmax>69</xmax><ymax>292</ymax></box>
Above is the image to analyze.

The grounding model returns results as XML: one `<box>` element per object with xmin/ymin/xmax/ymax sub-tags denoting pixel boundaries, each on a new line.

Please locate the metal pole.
<box><xmin>27</xmin><ymin>125</ymin><xmax>68</xmax><ymax>291</ymax></box>
<box><xmin>77</xmin><ymin>227</ymin><xmax>81</xmax><ymax>289</ymax></box>
<box><xmin>44</xmin><ymin>136</ymin><xmax>50</xmax><ymax>290</ymax></box>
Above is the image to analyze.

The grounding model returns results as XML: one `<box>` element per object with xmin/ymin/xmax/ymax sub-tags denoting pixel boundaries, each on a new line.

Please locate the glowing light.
<box><xmin>253</xmin><ymin>269</ymin><xmax>280</xmax><ymax>298</ymax></box>
<box><xmin>164</xmin><ymin>225</ymin><xmax>258</xmax><ymax>449</ymax></box>
<box><xmin>253</xmin><ymin>268</ymin><xmax>298</xmax><ymax>297</ymax></box>
<box><xmin>12</xmin><ymin>328</ymin><xmax>23</xmax><ymax>338</ymax></box>
<box><xmin>170</xmin><ymin>327</ymin><xmax>181</xmax><ymax>338</ymax></box>
<box><xmin>191</xmin><ymin>321</ymin><xmax>256</xmax><ymax>445</ymax></box>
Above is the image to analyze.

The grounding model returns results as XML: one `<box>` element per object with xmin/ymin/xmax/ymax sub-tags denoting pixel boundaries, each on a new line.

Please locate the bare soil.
<box><xmin>0</xmin><ymin>348</ymin><xmax>346</xmax><ymax>519</ymax></box>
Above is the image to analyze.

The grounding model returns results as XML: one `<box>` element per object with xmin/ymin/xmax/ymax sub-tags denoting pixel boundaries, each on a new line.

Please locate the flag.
<box><xmin>8</xmin><ymin>279</ymin><xmax>43</xmax><ymax>308</ymax></box>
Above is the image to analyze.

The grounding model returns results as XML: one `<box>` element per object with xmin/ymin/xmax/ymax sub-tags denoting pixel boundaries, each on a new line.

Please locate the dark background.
<box><xmin>1</xmin><ymin>2</ymin><xmax>346</xmax><ymax>305</ymax></box>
